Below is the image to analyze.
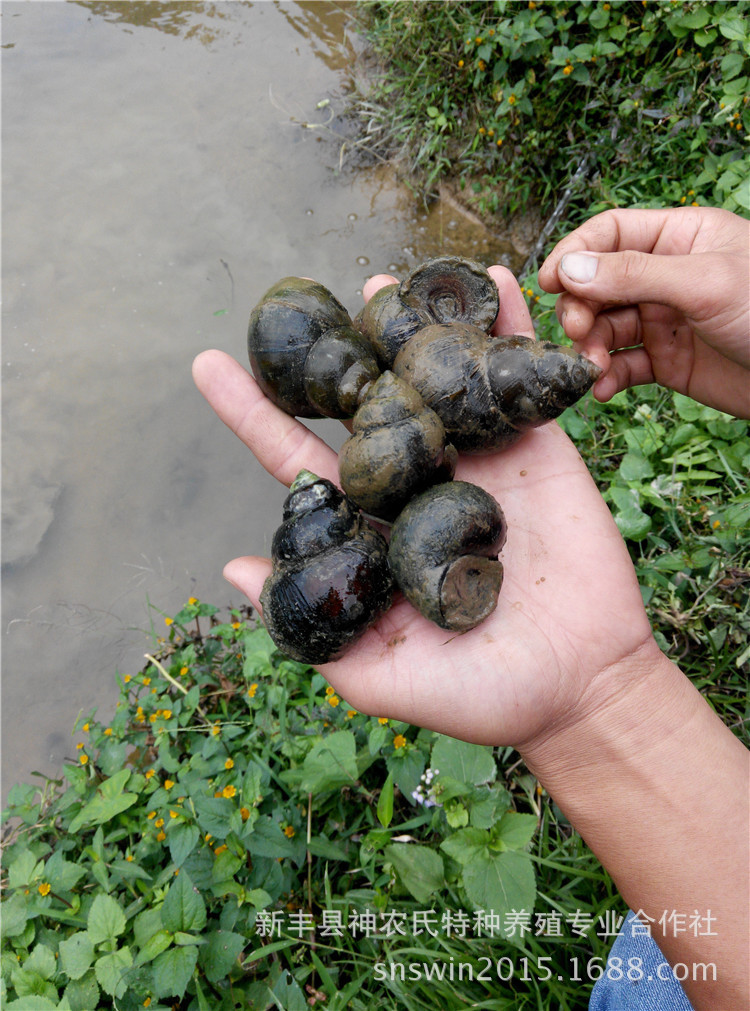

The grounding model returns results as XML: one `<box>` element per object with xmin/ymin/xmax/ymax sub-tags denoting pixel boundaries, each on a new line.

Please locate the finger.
<box><xmin>363</xmin><ymin>273</ymin><xmax>398</xmax><ymax>303</ymax></box>
<box><xmin>538</xmin><ymin>207</ymin><xmax>678</xmax><ymax>292</ymax></box>
<box><xmin>223</xmin><ymin>555</ymin><xmax>271</xmax><ymax>614</ymax></box>
<box><xmin>488</xmin><ymin>265</ymin><xmax>534</xmax><ymax>338</ymax></box>
<box><xmin>192</xmin><ymin>349</ymin><xmax>339</xmax><ymax>486</ymax></box>
<box><xmin>593</xmin><ymin>347</ymin><xmax>656</xmax><ymax>402</ymax></box>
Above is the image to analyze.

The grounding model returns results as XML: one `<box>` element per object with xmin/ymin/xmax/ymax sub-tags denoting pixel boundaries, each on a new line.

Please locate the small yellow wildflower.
<box><xmin>164</xmin><ymin>779</ymin><xmax>175</xmax><ymax>790</ymax></box>
<box><xmin>378</xmin><ymin>717</ymin><xmax>389</xmax><ymax>725</ymax></box>
<box><xmin>205</xmin><ymin>833</ymin><xmax>213</xmax><ymax>842</ymax></box>
<box><xmin>232</xmin><ymin>621</ymin><xmax>241</xmax><ymax>630</ymax></box>
<box><xmin>346</xmin><ymin>709</ymin><xmax>357</xmax><ymax>719</ymax></box>
<box><xmin>179</xmin><ymin>666</ymin><xmax>188</xmax><ymax>676</ymax></box>
<box><xmin>214</xmin><ymin>844</ymin><xmax>228</xmax><ymax>856</ymax></box>
<box><xmin>563</xmin><ymin>64</ymin><xmax>573</xmax><ymax>75</ymax></box>
<box><xmin>393</xmin><ymin>735</ymin><xmax>407</xmax><ymax>749</ymax></box>
<box><xmin>283</xmin><ymin>825</ymin><xmax>296</xmax><ymax>838</ymax></box>
<box><xmin>143</xmin><ymin>998</ymin><xmax>152</xmax><ymax>1008</ymax></box>
<box><xmin>165</xmin><ymin>617</ymin><xmax>174</xmax><ymax>627</ymax></box>
<box><xmin>124</xmin><ymin>675</ymin><xmax>132</xmax><ymax>683</ymax></box>
<box><xmin>169</xmin><ymin>810</ymin><xmax>179</xmax><ymax>819</ymax></box>
<box><xmin>145</xmin><ymin>769</ymin><xmax>155</xmax><ymax>780</ymax></box>
<box><xmin>458</xmin><ymin>59</ymin><xmax>464</xmax><ymax>68</ymax></box>
<box><xmin>496</xmin><ymin>138</ymin><xmax>503</xmax><ymax>147</ymax></box>
<box><xmin>155</xmin><ymin>818</ymin><xmax>165</xmax><ymax>828</ymax></box>
<box><xmin>712</xmin><ymin>519</ymin><xmax>721</xmax><ymax>529</ymax></box>
<box><xmin>327</xmin><ymin>695</ymin><xmax>340</xmax><ymax>708</ymax></box>
<box><xmin>508</xmin><ymin>94</ymin><xmax>516</xmax><ymax>104</ymax></box>
<box><xmin>76</xmin><ymin>742</ymin><xmax>84</xmax><ymax>750</ymax></box>
<box><xmin>38</xmin><ymin>882</ymin><xmax>51</xmax><ymax>896</ymax></box>
<box><xmin>126</xmin><ymin>854</ymin><xmax>134</xmax><ymax>862</ymax></box>
<box><xmin>325</xmin><ymin>685</ymin><xmax>335</xmax><ymax>696</ymax></box>
<box><xmin>225</xmin><ymin>758</ymin><xmax>234</xmax><ymax>770</ymax></box>
<box><xmin>475</xmin><ymin>36</ymin><xmax>482</xmax><ymax>44</ymax></box>
<box><xmin>478</xmin><ymin>59</ymin><xmax>486</xmax><ymax>71</ymax></box>
<box><xmin>149</xmin><ymin>713</ymin><xmax>158</xmax><ymax>723</ymax></box>
<box><xmin>212</xmin><ymin>723</ymin><xmax>221</xmax><ymax>736</ymax></box>
<box><xmin>147</xmin><ymin>810</ymin><xmax>157</xmax><ymax>820</ymax></box>
<box><xmin>104</xmin><ymin>727</ymin><xmax>113</xmax><ymax>736</ymax></box>
<box><xmin>79</xmin><ymin>754</ymin><xmax>89</xmax><ymax>765</ymax></box>
<box><xmin>156</xmin><ymin>830</ymin><xmax>166</xmax><ymax>842</ymax></box>
<box><xmin>478</xmin><ymin>126</ymin><xmax>486</xmax><ymax>135</ymax></box>
<box><xmin>136</xmin><ymin>707</ymin><xmax>144</xmax><ymax>719</ymax></box>
<box><xmin>188</xmin><ymin>596</ymin><xmax>198</xmax><ymax>605</ymax></box>
<box><xmin>222</xmin><ymin>785</ymin><xmax>237</xmax><ymax>799</ymax></box>
<box><xmin>247</xmin><ymin>684</ymin><xmax>258</xmax><ymax>698</ymax></box>
<box><xmin>161</xmin><ymin>709</ymin><xmax>172</xmax><ymax>720</ymax></box>
<box><xmin>82</xmin><ymin>723</ymin><xmax>90</xmax><ymax>732</ymax></box>
<box><xmin>143</xmin><ymin>677</ymin><xmax>151</xmax><ymax>686</ymax></box>
<box><xmin>240</xmin><ymin>807</ymin><xmax>251</xmax><ymax>821</ymax></box>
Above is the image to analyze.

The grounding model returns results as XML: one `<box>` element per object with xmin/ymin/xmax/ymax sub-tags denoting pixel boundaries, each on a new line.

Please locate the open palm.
<box><xmin>193</xmin><ymin>267</ymin><xmax>654</xmax><ymax>748</ymax></box>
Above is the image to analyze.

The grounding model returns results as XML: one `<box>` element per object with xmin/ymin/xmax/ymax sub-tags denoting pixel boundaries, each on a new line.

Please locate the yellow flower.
<box><xmin>155</xmin><ymin>818</ymin><xmax>165</xmax><ymax>828</ymax></box>
<box><xmin>76</xmin><ymin>742</ymin><xmax>84</xmax><ymax>750</ymax></box>
<box><xmin>126</xmin><ymin>854</ymin><xmax>134</xmax><ymax>862</ymax></box>
<box><xmin>225</xmin><ymin>758</ymin><xmax>234</xmax><ymax>770</ymax></box>
<box><xmin>104</xmin><ymin>727</ymin><xmax>113</xmax><ymax>736</ymax></box>
<box><xmin>222</xmin><ymin>785</ymin><xmax>237</xmax><ymax>799</ymax></box>
<box><xmin>475</xmin><ymin>36</ymin><xmax>482</xmax><ymax>43</ymax></box>
<box><xmin>325</xmin><ymin>686</ymin><xmax>335</xmax><ymax>696</ymax></box>
<box><xmin>232</xmin><ymin>621</ymin><xmax>241</xmax><ymax>630</ymax></box>
<box><xmin>145</xmin><ymin>769</ymin><xmax>155</xmax><ymax>780</ymax></box>
<box><xmin>124</xmin><ymin>675</ymin><xmax>132</xmax><ymax>683</ymax></box>
<box><xmin>508</xmin><ymin>94</ymin><xmax>516</xmax><ymax>104</ymax></box>
<box><xmin>327</xmin><ymin>695</ymin><xmax>340</xmax><ymax>707</ymax></box>
<box><xmin>161</xmin><ymin>709</ymin><xmax>172</xmax><ymax>720</ymax></box>
<box><xmin>478</xmin><ymin>126</ymin><xmax>486</xmax><ymax>135</ymax></box>
<box><xmin>147</xmin><ymin>810</ymin><xmax>157</xmax><ymax>820</ymax></box>
<box><xmin>188</xmin><ymin>596</ymin><xmax>198</xmax><ymax>605</ymax></box>
<box><xmin>458</xmin><ymin>59</ymin><xmax>464</xmax><ymax>68</ymax></box>
<box><xmin>205</xmin><ymin>833</ymin><xmax>213</xmax><ymax>842</ymax></box>
<box><xmin>563</xmin><ymin>64</ymin><xmax>573</xmax><ymax>75</ymax></box>
<box><xmin>179</xmin><ymin>666</ymin><xmax>188</xmax><ymax>676</ymax></box>
<box><xmin>143</xmin><ymin>998</ymin><xmax>152</xmax><ymax>1007</ymax></box>
<box><xmin>240</xmin><ymin>807</ymin><xmax>251</xmax><ymax>821</ymax></box>
<box><xmin>38</xmin><ymin>882</ymin><xmax>51</xmax><ymax>896</ymax></box>
<box><xmin>214</xmin><ymin>844</ymin><xmax>228</xmax><ymax>856</ymax></box>
<box><xmin>82</xmin><ymin>723</ymin><xmax>90</xmax><ymax>732</ymax></box>
<box><xmin>712</xmin><ymin>519</ymin><xmax>721</xmax><ymax>529</ymax></box>
<box><xmin>156</xmin><ymin>830</ymin><xmax>166</xmax><ymax>842</ymax></box>
<box><xmin>478</xmin><ymin>59</ymin><xmax>486</xmax><ymax>71</ymax></box>
<box><xmin>346</xmin><ymin>709</ymin><xmax>357</xmax><ymax>719</ymax></box>
<box><xmin>164</xmin><ymin>779</ymin><xmax>175</xmax><ymax>790</ymax></box>
<box><xmin>212</xmin><ymin>723</ymin><xmax>221</xmax><ymax>736</ymax></box>
<box><xmin>378</xmin><ymin>717</ymin><xmax>389</xmax><ymax>725</ymax></box>
<box><xmin>143</xmin><ymin>677</ymin><xmax>151</xmax><ymax>686</ymax></box>
<box><xmin>496</xmin><ymin>138</ymin><xmax>503</xmax><ymax>147</ymax></box>
<box><xmin>149</xmin><ymin>713</ymin><xmax>158</xmax><ymax>723</ymax></box>
<box><xmin>169</xmin><ymin>810</ymin><xmax>179</xmax><ymax>819</ymax></box>
<box><xmin>247</xmin><ymin>684</ymin><xmax>258</xmax><ymax>698</ymax></box>
<box><xmin>79</xmin><ymin>754</ymin><xmax>89</xmax><ymax>765</ymax></box>
<box><xmin>165</xmin><ymin>617</ymin><xmax>174</xmax><ymax>627</ymax></box>
<box><xmin>283</xmin><ymin>825</ymin><xmax>295</xmax><ymax>838</ymax></box>
<box><xmin>394</xmin><ymin>735</ymin><xmax>407</xmax><ymax>749</ymax></box>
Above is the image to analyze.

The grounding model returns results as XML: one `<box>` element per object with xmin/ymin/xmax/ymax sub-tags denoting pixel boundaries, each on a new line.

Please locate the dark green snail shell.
<box><xmin>338</xmin><ymin>371</ymin><xmax>457</xmax><ymax>523</ymax></box>
<box><xmin>260</xmin><ymin>471</ymin><xmax>393</xmax><ymax>664</ymax></box>
<box><xmin>248</xmin><ymin>277</ymin><xmax>381</xmax><ymax>418</ymax></box>
<box><xmin>393</xmin><ymin>322</ymin><xmax>602</xmax><ymax>454</ymax></box>
<box><xmin>388</xmin><ymin>481</ymin><xmax>507</xmax><ymax>632</ymax></box>
<box><xmin>355</xmin><ymin>255</ymin><xmax>499</xmax><ymax>369</ymax></box>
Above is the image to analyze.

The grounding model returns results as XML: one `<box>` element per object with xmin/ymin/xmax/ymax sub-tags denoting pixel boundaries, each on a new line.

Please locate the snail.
<box><xmin>247</xmin><ymin>276</ymin><xmax>381</xmax><ymax>418</ymax></box>
<box><xmin>388</xmin><ymin>481</ymin><xmax>507</xmax><ymax>632</ymax></box>
<box><xmin>338</xmin><ymin>371</ymin><xmax>458</xmax><ymax>522</ymax></box>
<box><xmin>393</xmin><ymin>323</ymin><xmax>602</xmax><ymax>453</ymax></box>
<box><xmin>259</xmin><ymin>470</ymin><xmax>393</xmax><ymax>664</ymax></box>
<box><xmin>354</xmin><ymin>255</ymin><xmax>499</xmax><ymax>368</ymax></box>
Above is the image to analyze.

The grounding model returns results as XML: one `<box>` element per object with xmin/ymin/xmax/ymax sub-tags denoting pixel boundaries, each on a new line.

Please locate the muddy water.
<box><xmin>2</xmin><ymin>1</ymin><xmax>528</xmax><ymax>799</ymax></box>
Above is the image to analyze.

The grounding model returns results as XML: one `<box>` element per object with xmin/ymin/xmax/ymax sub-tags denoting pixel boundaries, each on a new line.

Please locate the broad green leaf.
<box><xmin>168</xmin><ymin>823</ymin><xmax>200</xmax><ymax>867</ymax></box>
<box><xmin>199</xmin><ymin>929</ymin><xmax>246</xmax><ymax>983</ymax></box>
<box><xmin>368</xmin><ymin>723</ymin><xmax>390</xmax><ymax>755</ymax></box>
<box><xmin>1</xmin><ymin>892</ymin><xmax>29</xmax><ymax>937</ymax></box>
<box><xmin>493</xmin><ymin>811</ymin><xmax>538</xmax><ymax>851</ymax></box>
<box><xmin>94</xmin><ymin>947</ymin><xmax>132</xmax><ymax>999</ymax></box>
<box><xmin>3</xmin><ymin>998</ymin><xmax>57</xmax><ymax>1010</ymax></box>
<box><xmin>87</xmin><ymin>893</ymin><xmax>126</xmax><ymax>945</ymax></box>
<box><xmin>431</xmin><ymin>736</ymin><xmax>496</xmax><ymax>786</ymax></box>
<box><xmin>384</xmin><ymin>844</ymin><xmax>444</xmax><ymax>904</ymax></box>
<box><xmin>68</xmin><ymin>772</ymin><xmax>138</xmax><ymax>833</ymax></box>
<box><xmin>8</xmin><ymin>849</ymin><xmax>45</xmax><ymax>889</ymax></box>
<box><xmin>307</xmin><ymin>835</ymin><xmax>349</xmax><ymax>861</ymax></box>
<box><xmin>462</xmin><ymin>850</ymin><xmax>537</xmax><ymax>937</ymax></box>
<box><xmin>441</xmin><ymin>827</ymin><xmax>489</xmax><ymax>866</ymax></box>
<box><xmin>44</xmin><ymin>851</ymin><xmax>86</xmax><ymax>892</ymax></box>
<box><xmin>63</xmin><ymin>971</ymin><xmax>100</xmax><ymax>1011</ymax></box>
<box><xmin>376</xmin><ymin>772</ymin><xmax>394</xmax><ymax>829</ymax></box>
<box><xmin>282</xmin><ymin>731</ymin><xmax>357</xmax><ymax>794</ymax></box>
<box><xmin>617</xmin><ymin>452</ymin><xmax>654</xmax><ymax>482</ymax></box>
<box><xmin>9</xmin><ymin>962</ymin><xmax>58</xmax><ymax>1002</ymax></box>
<box><xmin>161</xmin><ymin>871</ymin><xmax>207</xmax><ymax>933</ymax></box>
<box><xmin>271</xmin><ymin>968</ymin><xmax>308</xmax><ymax>1011</ymax></box>
<box><xmin>192</xmin><ymin>796</ymin><xmax>234</xmax><ymax>840</ymax></box>
<box><xmin>21</xmin><ymin>944</ymin><xmax>57</xmax><ymax>981</ymax></box>
<box><xmin>59</xmin><ymin>932</ymin><xmax>95</xmax><ymax>980</ymax></box>
<box><xmin>245</xmin><ymin>815</ymin><xmax>296</xmax><ymax>859</ymax></box>
<box><xmin>134</xmin><ymin>928</ymin><xmax>173</xmax><ymax>966</ymax></box>
<box><xmin>609</xmin><ymin>486</ymin><xmax>652</xmax><ymax>541</ymax></box>
<box><xmin>385</xmin><ymin>746</ymin><xmax>425</xmax><ymax>801</ymax></box>
<box><xmin>152</xmin><ymin>945</ymin><xmax>199</xmax><ymax>1000</ymax></box>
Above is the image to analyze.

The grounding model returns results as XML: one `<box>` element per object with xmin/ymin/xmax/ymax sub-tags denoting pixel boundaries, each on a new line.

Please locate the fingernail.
<box><xmin>561</xmin><ymin>252</ymin><xmax>598</xmax><ymax>284</ymax></box>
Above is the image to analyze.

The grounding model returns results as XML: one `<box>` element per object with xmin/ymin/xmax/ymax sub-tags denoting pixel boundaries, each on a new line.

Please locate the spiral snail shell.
<box><xmin>338</xmin><ymin>371</ymin><xmax>458</xmax><ymax>522</ymax></box>
<box><xmin>388</xmin><ymin>481</ymin><xmax>507</xmax><ymax>631</ymax></box>
<box><xmin>259</xmin><ymin>471</ymin><xmax>394</xmax><ymax>664</ymax></box>
<box><xmin>248</xmin><ymin>277</ymin><xmax>380</xmax><ymax>418</ymax></box>
<box><xmin>354</xmin><ymin>255</ymin><xmax>499</xmax><ymax>368</ymax></box>
<box><xmin>393</xmin><ymin>322</ymin><xmax>602</xmax><ymax>454</ymax></box>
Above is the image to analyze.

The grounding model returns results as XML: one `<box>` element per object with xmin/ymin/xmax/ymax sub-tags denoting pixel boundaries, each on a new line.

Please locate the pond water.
<box><xmin>2</xmin><ymin>0</ymin><xmax>530</xmax><ymax>799</ymax></box>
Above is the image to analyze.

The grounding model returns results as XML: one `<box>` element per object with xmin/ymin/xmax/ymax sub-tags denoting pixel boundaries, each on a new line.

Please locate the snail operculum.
<box><xmin>338</xmin><ymin>371</ymin><xmax>458</xmax><ymax>522</ymax></box>
<box><xmin>355</xmin><ymin>256</ymin><xmax>499</xmax><ymax>369</ymax></box>
<box><xmin>260</xmin><ymin>470</ymin><xmax>393</xmax><ymax>664</ymax></box>
<box><xmin>388</xmin><ymin>481</ymin><xmax>507</xmax><ymax>632</ymax></box>
<box><xmin>248</xmin><ymin>277</ymin><xmax>380</xmax><ymax>419</ymax></box>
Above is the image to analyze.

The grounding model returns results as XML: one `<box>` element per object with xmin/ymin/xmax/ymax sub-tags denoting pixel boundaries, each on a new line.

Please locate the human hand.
<box><xmin>192</xmin><ymin>266</ymin><xmax>657</xmax><ymax>750</ymax></box>
<box><xmin>538</xmin><ymin>206</ymin><xmax>750</xmax><ymax>418</ymax></box>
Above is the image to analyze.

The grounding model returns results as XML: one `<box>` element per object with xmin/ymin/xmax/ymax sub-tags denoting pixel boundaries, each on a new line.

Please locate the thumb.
<box><xmin>558</xmin><ymin>249</ymin><xmax>712</xmax><ymax>318</ymax></box>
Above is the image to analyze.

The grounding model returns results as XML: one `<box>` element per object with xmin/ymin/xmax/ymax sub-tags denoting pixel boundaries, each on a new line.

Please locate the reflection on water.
<box><xmin>2</xmin><ymin>0</ymin><xmax>533</xmax><ymax>799</ymax></box>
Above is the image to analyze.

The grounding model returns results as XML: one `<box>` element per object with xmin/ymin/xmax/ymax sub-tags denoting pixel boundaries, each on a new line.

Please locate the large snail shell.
<box><xmin>338</xmin><ymin>371</ymin><xmax>458</xmax><ymax>522</ymax></box>
<box><xmin>355</xmin><ymin>256</ymin><xmax>499</xmax><ymax>368</ymax></box>
<box><xmin>260</xmin><ymin>471</ymin><xmax>393</xmax><ymax>664</ymax></box>
<box><xmin>388</xmin><ymin>482</ymin><xmax>507</xmax><ymax>631</ymax></box>
<box><xmin>248</xmin><ymin>277</ymin><xmax>381</xmax><ymax>418</ymax></box>
<box><xmin>393</xmin><ymin>323</ymin><xmax>602</xmax><ymax>454</ymax></box>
